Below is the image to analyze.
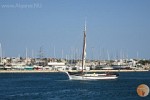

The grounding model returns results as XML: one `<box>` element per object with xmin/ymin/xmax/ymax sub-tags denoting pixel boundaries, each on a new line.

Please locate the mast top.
<box><xmin>84</xmin><ymin>19</ymin><xmax>86</xmax><ymax>32</ymax></box>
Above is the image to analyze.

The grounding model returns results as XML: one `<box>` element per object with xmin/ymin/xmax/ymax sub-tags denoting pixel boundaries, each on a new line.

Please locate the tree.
<box><xmin>138</xmin><ymin>60</ymin><xmax>150</xmax><ymax>65</ymax></box>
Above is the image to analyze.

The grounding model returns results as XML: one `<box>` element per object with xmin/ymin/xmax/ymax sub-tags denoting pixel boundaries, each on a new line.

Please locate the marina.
<box><xmin>0</xmin><ymin>56</ymin><xmax>150</xmax><ymax>73</ymax></box>
<box><xmin>0</xmin><ymin>41</ymin><xmax>150</xmax><ymax>73</ymax></box>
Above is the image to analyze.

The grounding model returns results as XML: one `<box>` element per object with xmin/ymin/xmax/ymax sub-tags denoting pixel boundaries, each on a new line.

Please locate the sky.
<box><xmin>0</xmin><ymin>0</ymin><xmax>150</xmax><ymax>59</ymax></box>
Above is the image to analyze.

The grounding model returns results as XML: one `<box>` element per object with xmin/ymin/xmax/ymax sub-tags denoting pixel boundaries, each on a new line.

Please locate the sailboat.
<box><xmin>65</xmin><ymin>21</ymin><xmax>119</xmax><ymax>80</ymax></box>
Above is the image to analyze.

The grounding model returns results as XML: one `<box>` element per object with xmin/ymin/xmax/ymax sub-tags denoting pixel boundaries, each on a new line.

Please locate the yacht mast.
<box><xmin>26</xmin><ymin>48</ymin><xmax>28</xmax><ymax>61</ymax></box>
<box><xmin>81</xmin><ymin>21</ymin><xmax>86</xmax><ymax>72</ymax></box>
<box><xmin>0</xmin><ymin>43</ymin><xmax>2</xmax><ymax>63</ymax></box>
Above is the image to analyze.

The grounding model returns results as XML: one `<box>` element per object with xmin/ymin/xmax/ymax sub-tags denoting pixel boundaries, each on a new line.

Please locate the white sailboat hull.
<box><xmin>65</xmin><ymin>72</ymin><xmax>118</xmax><ymax>80</ymax></box>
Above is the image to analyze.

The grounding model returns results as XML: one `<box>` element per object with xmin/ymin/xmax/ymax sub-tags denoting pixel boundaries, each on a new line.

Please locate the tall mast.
<box><xmin>81</xmin><ymin>20</ymin><xmax>86</xmax><ymax>71</ymax></box>
<box><xmin>26</xmin><ymin>48</ymin><xmax>28</xmax><ymax>60</ymax></box>
<box><xmin>0</xmin><ymin>43</ymin><xmax>2</xmax><ymax>63</ymax></box>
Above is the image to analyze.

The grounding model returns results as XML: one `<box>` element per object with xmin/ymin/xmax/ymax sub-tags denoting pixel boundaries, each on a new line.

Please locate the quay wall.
<box><xmin>0</xmin><ymin>70</ymin><xmax>149</xmax><ymax>73</ymax></box>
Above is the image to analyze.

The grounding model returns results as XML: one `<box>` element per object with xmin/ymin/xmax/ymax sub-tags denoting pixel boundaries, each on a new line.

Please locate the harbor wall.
<box><xmin>0</xmin><ymin>70</ymin><xmax>149</xmax><ymax>73</ymax></box>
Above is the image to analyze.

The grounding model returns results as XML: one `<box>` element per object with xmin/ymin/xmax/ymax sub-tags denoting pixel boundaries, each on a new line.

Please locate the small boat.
<box><xmin>66</xmin><ymin>21</ymin><xmax>119</xmax><ymax>80</ymax></box>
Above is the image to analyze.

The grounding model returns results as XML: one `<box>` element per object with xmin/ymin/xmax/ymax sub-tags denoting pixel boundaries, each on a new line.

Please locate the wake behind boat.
<box><xmin>65</xmin><ymin>21</ymin><xmax>119</xmax><ymax>80</ymax></box>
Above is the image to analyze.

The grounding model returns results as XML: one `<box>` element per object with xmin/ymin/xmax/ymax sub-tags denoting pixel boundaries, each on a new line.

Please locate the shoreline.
<box><xmin>0</xmin><ymin>70</ymin><xmax>149</xmax><ymax>73</ymax></box>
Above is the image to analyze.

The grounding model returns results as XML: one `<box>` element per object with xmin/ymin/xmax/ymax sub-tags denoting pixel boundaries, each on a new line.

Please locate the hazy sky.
<box><xmin>0</xmin><ymin>0</ymin><xmax>150</xmax><ymax>59</ymax></box>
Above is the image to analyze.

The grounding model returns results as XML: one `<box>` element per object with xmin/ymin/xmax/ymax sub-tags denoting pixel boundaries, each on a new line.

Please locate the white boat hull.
<box><xmin>65</xmin><ymin>72</ymin><xmax>118</xmax><ymax>80</ymax></box>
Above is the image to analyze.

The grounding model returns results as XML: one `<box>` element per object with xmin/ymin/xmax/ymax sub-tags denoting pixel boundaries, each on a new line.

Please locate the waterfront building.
<box><xmin>48</xmin><ymin>62</ymin><xmax>67</xmax><ymax>71</ymax></box>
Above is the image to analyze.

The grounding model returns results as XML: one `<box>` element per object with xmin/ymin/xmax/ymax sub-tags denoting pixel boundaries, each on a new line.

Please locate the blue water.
<box><xmin>0</xmin><ymin>72</ymin><xmax>150</xmax><ymax>100</ymax></box>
